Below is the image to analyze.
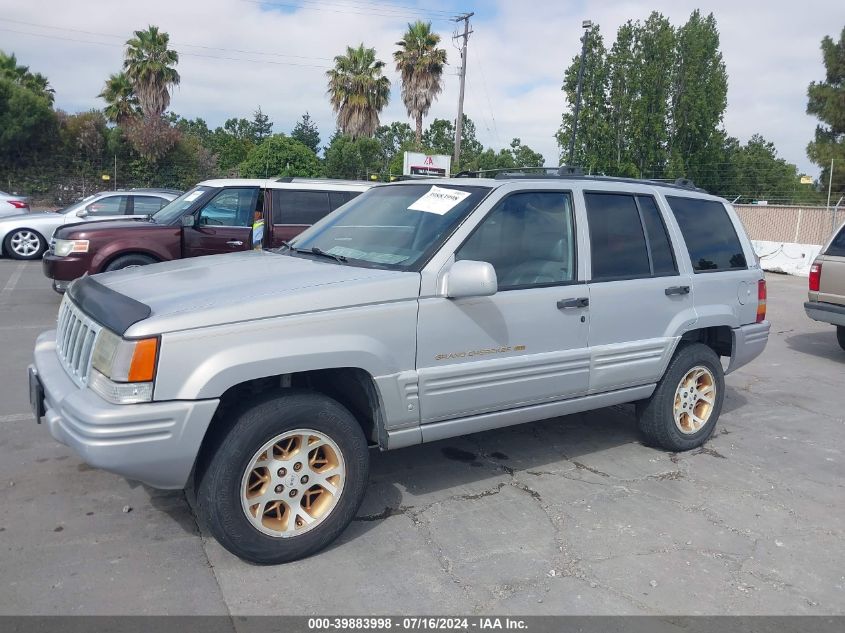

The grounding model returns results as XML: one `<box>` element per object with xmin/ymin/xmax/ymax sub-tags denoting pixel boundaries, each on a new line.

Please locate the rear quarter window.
<box><xmin>666</xmin><ymin>196</ymin><xmax>747</xmax><ymax>272</ymax></box>
<box><xmin>827</xmin><ymin>226</ymin><xmax>845</xmax><ymax>257</ymax></box>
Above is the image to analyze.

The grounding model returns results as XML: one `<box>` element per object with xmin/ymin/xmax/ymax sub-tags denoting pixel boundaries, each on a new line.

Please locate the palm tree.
<box><xmin>394</xmin><ymin>22</ymin><xmax>447</xmax><ymax>146</ymax></box>
<box><xmin>123</xmin><ymin>25</ymin><xmax>180</xmax><ymax>118</ymax></box>
<box><xmin>326</xmin><ymin>44</ymin><xmax>391</xmax><ymax>139</ymax></box>
<box><xmin>98</xmin><ymin>72</ymin><xmax>140</xmax><ymax>124</ymax></box>
<box><xmin>0</xmin><ymin>51</ymin><xmax>55</xmax><ymax>104</ymax></box>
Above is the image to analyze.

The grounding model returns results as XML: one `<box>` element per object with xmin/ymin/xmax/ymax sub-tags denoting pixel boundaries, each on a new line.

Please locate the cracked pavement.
<box><xmin>1</xmin><ymin>261</ymin><xmax>843</xmax><ymax>615</ymax></box>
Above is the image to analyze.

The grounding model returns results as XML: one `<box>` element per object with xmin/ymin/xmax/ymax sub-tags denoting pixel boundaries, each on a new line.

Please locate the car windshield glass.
<box><xmin>289</xmin><ymin>183</ymin><xmax>490</xmax><ymax>270</ymax></box>
<box><xmin>152</xmin><ymin>186</ymin><xmax>211</xmax><ymax>223</ymax></box>
<box><xmin>58</xmin><ymin>194</ymin><xmax>97</xmax><ymax>215</ymax></box>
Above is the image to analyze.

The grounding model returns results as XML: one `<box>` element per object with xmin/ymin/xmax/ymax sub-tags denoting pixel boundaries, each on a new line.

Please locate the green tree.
<box><xmin>667</xmin><ymin>10</ymin><xmax>728</xmax><ymax>190</ymax></box>
<box><xmin>631</xmin><ymin>13</ymin><xmax>675</xmax><ymax>177</ymax></box>
<box><xmin>123</xmin><ymin>25</ymin><xmax>180</xmax><ymax>118</ymax></box>
<box><xmin>326</xmin><ymin>44</ymin><xmax>390</xmax><ymax>139</ymax></box>
<box><xmin>422</xmin><ymin>115</ymin><xmax>482</xmax><ymax>168</ymax></box>
<box><xmin>394</xmin><ymin>21</ymin><xmax>448</xmax><ymax>146</ymax></box>
<box><xmin>98</xmin><ymin>72</ymin><xmax>140</xmax><ymax>124</ymax></box>
<box><xmin>324</xmin><ymin>134</ymin><xmax>381</xmax><ymax>179</ymax></box>
<box><xmin>239</xmin><ymin>134</ymin><xmax>321</xmax><ymax>178</ymax></box>
<box><xmin>806</xmin><ymin>26</ymin><xmax>845</xmax><ymax>198</ymax></box>
<box><xmin>0</xmin><ymin>51</ymin><xmax>55</xmax><ymax>104</ymax></box>
<box><xmin>375</xmin><ymin>121</ymin><xmax>415</xmax><ymax>171</ymax></box>
<box><xmin>252</xmin><ymin>107</ymin><xmax>273</xmax><ymax>142</ymax></box>
<box><xmin>555</xmin><ymin>24</ymin><xmax>610</xmax><ymax>173</ymax></box>
<box><xmin>0</xmin><ymin>76</ymin><xmax>56</xmax><ymax>167</ymax></box>
<box><xmin>509</xmin><ymin>138</ymin><xmax>545</xmax><ymax>168</ymax></box>
<box><xmin>606</xmin><ymin>22</ymin><xmax>639</xmax><ymax>176</ymax></box>
<box><xmin>291</xmin><ymin>112</ymin><xmax>321</xmax><ymax>154</ymax></box>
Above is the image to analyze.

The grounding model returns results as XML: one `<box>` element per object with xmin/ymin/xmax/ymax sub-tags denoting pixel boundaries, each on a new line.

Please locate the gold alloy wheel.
<box><xmin>673</xmin><ymin>366</ymin><xmax>717</xmax><ymax>434</ymax></box>
<box><xmin>240</xmin><ymin>429</ymin><xmax>345</xmax><ymax>538</ymax></box>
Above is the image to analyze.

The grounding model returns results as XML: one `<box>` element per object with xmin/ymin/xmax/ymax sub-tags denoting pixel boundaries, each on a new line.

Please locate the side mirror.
<box><xmin>181</xmin><ymin>214</ymin><xmax>196</xmax><ymax>228</ymax></box>
<box><xmin>76</xmin><ymin>209</ymin><xmax>88</xmax><ymax>218</ymax></box>
<box><xmin>443</xmin><ymin>260</ymin><xmax>498</xmax><ymax>299</ymax></box>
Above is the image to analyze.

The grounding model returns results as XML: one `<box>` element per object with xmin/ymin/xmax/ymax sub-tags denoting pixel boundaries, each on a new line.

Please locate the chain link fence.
<box><xmin>733</xmin><ymin>204</ymin><xmax>844</xmax><ymax>246</ymax></box>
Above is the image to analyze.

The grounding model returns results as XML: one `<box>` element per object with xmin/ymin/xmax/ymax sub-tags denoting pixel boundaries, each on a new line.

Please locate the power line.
<box><xmin>0</xmin><ymin>28</ymin><xmax>331</xmax><ymax>69</ymax></box>
<box><xmin>0</xmin><ymin>17</ymin><xmax>333</xmax><ymax>62</ymax></box>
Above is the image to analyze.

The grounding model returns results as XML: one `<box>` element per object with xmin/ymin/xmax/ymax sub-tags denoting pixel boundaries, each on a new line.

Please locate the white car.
<box><xmin>0</xmin><ymin>189</ymin><xmax>180</xmax><ymax>260</ymax></box>
<box><xmin>0</xmin><ymin>191</ymin><xmax>30</xmax><ymax>217</ymax></box>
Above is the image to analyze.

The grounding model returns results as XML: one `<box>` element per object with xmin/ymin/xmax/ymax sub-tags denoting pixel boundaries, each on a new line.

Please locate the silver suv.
<box><xmin>29</xmin><ymin>172</ymin><xmax>770</xmax><ymax>563</ymax></box>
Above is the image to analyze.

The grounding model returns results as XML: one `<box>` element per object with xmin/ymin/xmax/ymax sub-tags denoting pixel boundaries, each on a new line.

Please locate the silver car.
<box><xmin>0</xmin><ymin>189</ymin><xmax>180</xmax><ymax>260</ymax></box>
<box><xmin>0</xmin><ymin>190</ymin><xmax>30</xmax><ymax>217</ymax></box>
<box><xmin>29</xmin><ymin>172</ymin><xmax>770</xmax><ymax>564</ymax></box>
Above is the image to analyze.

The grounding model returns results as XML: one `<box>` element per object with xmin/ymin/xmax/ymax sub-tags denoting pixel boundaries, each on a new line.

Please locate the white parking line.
<box><xmin>0</xmin><ymin>262</ymin><xmax>26</xmax><ymax>304</ymax></box>
<box><xmin>0</xmin><ymin>413</ymin><xmax>34</xmax><ymax>422</ymax></box>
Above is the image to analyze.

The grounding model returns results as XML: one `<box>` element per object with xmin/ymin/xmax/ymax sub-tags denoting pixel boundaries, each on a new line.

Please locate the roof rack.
<box><xmin>453</xmin><ymin>166</ymin><xmax>705</xmax><ymax>192</ymax></box>
<box><xmin>274</xmin><ymin>177</ymin><xmax>371</xmax><ymax>185</ymax></box>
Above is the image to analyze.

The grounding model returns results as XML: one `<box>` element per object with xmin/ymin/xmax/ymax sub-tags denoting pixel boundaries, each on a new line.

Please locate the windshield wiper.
<box><xmin>296</xmin><ymin>246</ymin><xmax>347</xmax><ymax>263</ymax></box>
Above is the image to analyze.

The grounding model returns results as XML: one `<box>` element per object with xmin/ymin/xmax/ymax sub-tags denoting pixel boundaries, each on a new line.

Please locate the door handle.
<box><xmin>226</xmin><ymin>240</ymin><xmax>244</xmax><ymax>247</ymax></box>
<box><xmin>557</xmin><ymin>297</ymin><xmax>589</xmax><ymax>309</ymax></box>
<box><xmin>665</xmin><ymin>285</ymin><xmax>691</xmax><ymax>296</ymax></box>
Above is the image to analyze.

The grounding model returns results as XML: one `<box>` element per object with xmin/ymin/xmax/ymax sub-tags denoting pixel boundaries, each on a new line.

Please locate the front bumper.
<box><xmin>42</xmin><ymin>253</ymin><xmax>89</xmax><ymax>282</ymax></box>
<box><xmin>31</xmin><ymin>330</ymin><xmax>219</xmax><ymax>489</ymax></box>
<box><xmin>805</xmin><ymin>301</ymin><xmax>845</xmax><ymax>327</ymax></box>
<box><xmin>726</xmin><ymin>320</ymin><xmax>770</xmax><ymax>374</ymax></box>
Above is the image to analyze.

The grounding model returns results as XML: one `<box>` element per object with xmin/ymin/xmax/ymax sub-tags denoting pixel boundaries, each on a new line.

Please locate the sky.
<box><xmin>1</xmin><ymin>0</ymin><xmax>843</xmax><ymax>179</ymax></box>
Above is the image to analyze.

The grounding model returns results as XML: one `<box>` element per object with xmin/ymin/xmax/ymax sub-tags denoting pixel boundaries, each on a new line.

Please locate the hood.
<box><xmin>93</xmin><ymin>250</ymin><xmax>421</xmax><ymax>336</ymax></box>
<box><xmin>56</xmin><ymin>218</ymin><xmax>152</xmax><ymax>237</ymax></box>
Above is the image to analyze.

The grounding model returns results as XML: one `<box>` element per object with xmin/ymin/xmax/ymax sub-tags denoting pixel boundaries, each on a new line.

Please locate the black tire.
<box><xmin>837</xmin><ymin>326</ymin><xmax>845</xmax><ymax>352</ymax></box>
<box><xmin>103</xmin><ymin>253</ymin><xmax>156</xmax><ymax>272</ymax></box>
<box><xmin>3</xmin><ymin>228</ymin><xmax>46</xmax><ymax>260</ymax></box>
<box><xmin>636</xmin><ymin>343</ymin><xmax>725</xmax><ymax>451</ymax></box>
<box><xmin>195</xmin><ymin>390</ymin><xmax>369</xmax><ymax>564</ymax></box>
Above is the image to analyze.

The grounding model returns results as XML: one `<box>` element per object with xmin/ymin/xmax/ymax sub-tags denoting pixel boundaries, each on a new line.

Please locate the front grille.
<box><xmin>55</xmin><ymin>296</ymin><xmax>102</xmax><ymax>387</ymax></box>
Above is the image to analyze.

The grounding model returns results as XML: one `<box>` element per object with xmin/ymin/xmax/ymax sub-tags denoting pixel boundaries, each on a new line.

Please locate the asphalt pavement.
<box><xmin>0</xmin><ymin>259</ymin><xmax>843</xmax><ymax>616</ymax></box>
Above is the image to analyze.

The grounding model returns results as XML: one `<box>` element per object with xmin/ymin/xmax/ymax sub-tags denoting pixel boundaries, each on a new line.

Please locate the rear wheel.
<box><xmin>637</xmin><ymin>343</ymin><xmax>725</xmax><ymax>451</ymax></box>
<box><xmin>195</xmin><ymin>391</ymin><xmax>369</xmax><ymax>564</ymax></box>
<box><xmin>103</xmin><ymin>253</ymin><xmax>156</xmax><ymax>272</ymax></box>
<box><xmin>837</xmin><ymin>326</ymin><xmax>845</xmax><ymax>351</ymax></box>
<box><xmin>4</xmin><ymin>229</ymin><xmax>46</xmax><ymax>260</ymax></box>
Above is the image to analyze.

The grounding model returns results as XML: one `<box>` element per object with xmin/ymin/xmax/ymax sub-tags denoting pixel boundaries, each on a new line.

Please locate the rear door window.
<box><xmin>273</xmin><ymin>190</ymin><xmax>331</xmax><ymax>225</ymax></box>
<box><xmin>637</xmin><ymin>195</ymin><xmax>677</xmax><ymax>275</ymax></box>
<box><xmin>667</xmin><ymin>196</ymin><xmax>747</xmax><ymax>272</ymax></box>
<box><xmin>585</xmin><ymin>193</ymin><xmax>651</xmax><ymax>280</ymax></box>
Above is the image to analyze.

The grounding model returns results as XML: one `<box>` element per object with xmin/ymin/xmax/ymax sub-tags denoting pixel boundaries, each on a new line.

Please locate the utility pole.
<box><xmin>567</xmin><ymin>20</ymin><xmax>592</xmax><ymax>166</ymax></box>
<box><xmin>453</xmin><ymin>12</ymin><xmax>473</xmax><ymax>169</ymax></box>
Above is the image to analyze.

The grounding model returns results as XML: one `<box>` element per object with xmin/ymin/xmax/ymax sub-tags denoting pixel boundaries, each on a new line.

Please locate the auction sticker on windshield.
<box><xmin>184</xmin><ymin>190</ymin><xmax>204</xmax><ymax>202</ymax></box>
<box><xmin>408</xmin><ymin>186</ymin><xmax>471</xmax><ymax>215</ymax></box>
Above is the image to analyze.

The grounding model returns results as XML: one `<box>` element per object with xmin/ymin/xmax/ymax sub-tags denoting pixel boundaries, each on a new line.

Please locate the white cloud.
<box><xmin>2</xmin><ymin>0</ymin><xmax>843</xmax><ymax>178</ymax></box>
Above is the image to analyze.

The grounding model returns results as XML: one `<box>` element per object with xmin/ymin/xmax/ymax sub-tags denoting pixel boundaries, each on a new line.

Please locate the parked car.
<box><xmin>29</xmin><ymin>171</ymin><xmax>769</xmax><ymax>564</ymax></box>
<box><xmin>805</xmin><ymin>220</ymin><xmax>845</xmax><ymax>349</ymax></box>
<box><xmin>0</xmin><ymin>190</ymin><xmax>30</xmax><ymax>217</ymax></box>
<box><xmin>42</xmin><ymin>178</ymin><xmax>371</xmax><ymax>292</ymax></box>
<box><xmin>0</xmin><ymin>189</ymin><xmax>180</xmax><ymax>260</ymax></box>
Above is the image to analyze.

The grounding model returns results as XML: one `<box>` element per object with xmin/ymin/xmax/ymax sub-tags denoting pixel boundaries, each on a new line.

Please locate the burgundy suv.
<box><xmin>43</xmin><ymin>178</ymin><xmax>370</xmax><ymax>292</ymax></box>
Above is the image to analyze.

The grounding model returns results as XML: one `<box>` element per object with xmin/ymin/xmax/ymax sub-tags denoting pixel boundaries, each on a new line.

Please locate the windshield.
<box><xmin>153</xmin><ymin>186</ymin><xmax>211</xmax><ymax>223</ymax></box>
<box><xmin>290</xmin><ymin>183</ymin><xmax>490</xmax><ymax>270</ymax></box>
<box><xmin>57</xmin><ymin>193</ymin><xmax>97</xmax><ymax>215</ymax></box>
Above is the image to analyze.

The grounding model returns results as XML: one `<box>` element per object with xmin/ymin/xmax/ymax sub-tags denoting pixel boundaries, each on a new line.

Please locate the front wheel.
<box><xmin>103</xmin><ymin>253</ymin><xmax>156</xmax><ymax>272</ymax></box>
<box><xmin>4</xmin><ymin>229</ymin><xmax>46</xmax><ymax>260</ymax></box>
<box><xmin>637</xmin><ymin>343</ymin><xmax>725</xmax><ymax>451</ymax></box>
<box><xmin>195</xmin><ymin>391</ymin><xmax>369</xmax><ymax>564</ymax></box>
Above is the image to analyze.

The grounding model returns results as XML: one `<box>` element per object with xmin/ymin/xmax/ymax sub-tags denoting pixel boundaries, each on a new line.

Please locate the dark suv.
<box><xmin>43</xmin><ymin>178</ymin><xmax>371</xmax><ymax>291</ymax></box>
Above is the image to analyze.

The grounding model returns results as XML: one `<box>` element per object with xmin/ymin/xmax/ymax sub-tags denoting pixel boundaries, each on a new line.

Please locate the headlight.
<box><xmin>90</xmin><ymin>329</ymin><xmax>159</xmax><ymax>404</ymax></box>
<box><xmin>53</xmin><ymin>239</ymin><xmax>89</xmax><ymax>257</ymax></box>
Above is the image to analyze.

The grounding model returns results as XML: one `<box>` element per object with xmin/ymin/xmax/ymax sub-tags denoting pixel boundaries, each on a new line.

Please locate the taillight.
<box><xmin>809</xmin><ymin>262</ymin><xmax>822</xmax><ymax>292</ymax></box>
<box><xmin>756</xmin><ymin>279</ymin><xmax>767</xmax><ymax>323</ymax></box>
<box><xmin>8</xmin><ymin>200</ymin><xmax>28</xmax><ymax>209</ymax></box>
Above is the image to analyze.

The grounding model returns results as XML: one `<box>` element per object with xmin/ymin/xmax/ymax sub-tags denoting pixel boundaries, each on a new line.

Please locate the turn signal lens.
<box><xmin>756</xmin><ymin>279</ymin><xmax>767</xmax><ymax>323</ymax></box>
<box><xmin>809</xmin><ymin>262</ymin><xmax>822</xmax><ymax>292</ymax></box>
<box><xmin>127</xmin><ymin>338</ymin><xmax>159</xmax><ymax>382</ymax></box>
